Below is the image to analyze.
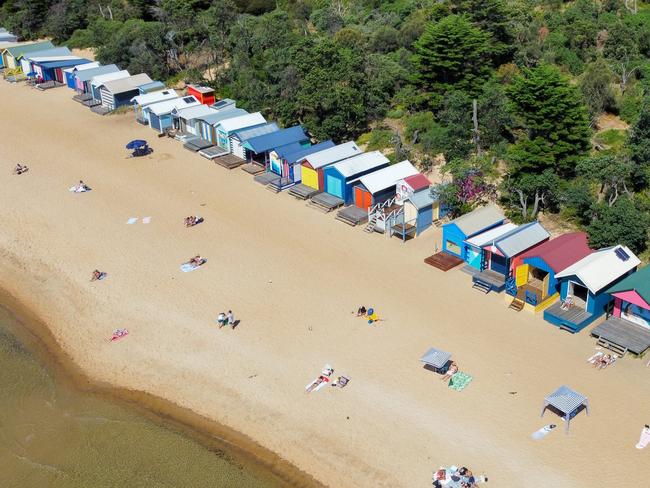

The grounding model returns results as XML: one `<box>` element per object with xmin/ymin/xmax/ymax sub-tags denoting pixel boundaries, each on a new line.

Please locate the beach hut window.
<box><xmin>446</xmin><ymin>240</ymin><xmax>461</xmax><ymax>255</ymax></box>
<box><xmin>569</xmin><ymin>282</ymin><xmax>589</xmax><ymax>306</ymax></box>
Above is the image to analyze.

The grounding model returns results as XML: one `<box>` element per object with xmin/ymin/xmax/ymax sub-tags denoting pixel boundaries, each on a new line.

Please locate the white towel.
<box><xmin>142</xmin><ymin>216</ymin><xmax>151</xmax><ymax>224</ymax></box>
<box><xmin>531</xmin><ymin>424</ymin><xmax>556</xmax><ymax>440</ymax></box>
<box><xmin>636</xmin><ymin>427</ymin><xmax>650</xmax><ymax>449</ymax></box>
<box><xmin>127</xmin><ymin>217</ymin><xmax>138</xmax><ymax>224</ymax></box>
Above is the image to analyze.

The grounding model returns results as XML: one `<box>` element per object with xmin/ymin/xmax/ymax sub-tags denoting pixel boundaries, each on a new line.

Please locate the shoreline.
<box><xmin>0</xmin><ymin>285</ymin><xmax>323</xmax><ymax>488</ymax></box>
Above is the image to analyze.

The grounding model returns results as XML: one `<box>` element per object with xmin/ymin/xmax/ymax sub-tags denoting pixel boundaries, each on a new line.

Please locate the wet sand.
<box><xmin>1</xmin><ymin>79</ymin><xmax>649</xmax><ymax>487</ymax></box>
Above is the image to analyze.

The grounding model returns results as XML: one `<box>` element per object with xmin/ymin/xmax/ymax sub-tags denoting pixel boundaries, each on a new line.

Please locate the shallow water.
<box><xmin>0</xmin><ymin>306</ymin><xmax>282</xmax><ymax>488</ymax></box>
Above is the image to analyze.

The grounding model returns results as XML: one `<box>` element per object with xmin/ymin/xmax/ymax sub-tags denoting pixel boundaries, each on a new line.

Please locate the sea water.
<box><xmin>0</xmin><ymin>306</ymin><xmax>283</xmax><ymax>488</ymax></box>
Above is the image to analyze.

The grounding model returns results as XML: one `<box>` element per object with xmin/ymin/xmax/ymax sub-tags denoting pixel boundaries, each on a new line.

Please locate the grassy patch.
<box><xmin>594</xmin><ymin>129</ymin><xmax>627</xmax><ymax>153</ymax></box>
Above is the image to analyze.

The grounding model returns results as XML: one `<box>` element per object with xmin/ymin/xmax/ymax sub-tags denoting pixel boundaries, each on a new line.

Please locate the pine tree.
<box><xmin>413</xmin><ymin>15</ymin><xmax>493</xmax><ymax>106</ymax></box>
<box><xmin>628</xmin><ymin>100</ymin><xmax>650</xmax><ymax>190</ymax></box>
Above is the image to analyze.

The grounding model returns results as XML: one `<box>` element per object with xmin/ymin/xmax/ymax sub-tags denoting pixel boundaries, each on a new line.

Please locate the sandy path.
<box><xmin>1</xmin><ymin>80</ymin><xmax>649</xmax><ymax>487</ymax></box>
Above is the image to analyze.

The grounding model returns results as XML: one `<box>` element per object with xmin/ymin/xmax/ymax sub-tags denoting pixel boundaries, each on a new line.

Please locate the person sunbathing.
<box><xmin>14</xmin><ymin>163</ymin><xmax>28</xmax><ymax>175</ymax></box>
<box><xmin>184</xmin><ymin>216</ymin><xmax>196</xmax><ymax>227</ymax></box>
<box><xmin>595</xmin><ymin>353</ymin><xmax>613</xmax><ymax>369</ymax></box>
<box><xmin>306</xmin><ymin>376</ymin><xmax>325</xmax><ymax>393</ymax></box>
<box><xmin>189</xmin><ymin>255</ymin><xmax>204</xmax><ymax>267</ymax></box>
<box><xmin>356</xmin><ymin>306</ymin><xmax>367</xmax><ymax>317</ymax></box>
<box><xmin>91</xmin><ymin>269</ymin><xmax>105</xmax><ymax>281</ymax></box>
<box><xmin>441</xmin><ymin>362</ymin><xmax>459</xmax><ymax>381</ymax></box>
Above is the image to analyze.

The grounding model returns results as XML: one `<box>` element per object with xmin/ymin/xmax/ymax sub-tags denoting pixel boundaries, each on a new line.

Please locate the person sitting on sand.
<box><xmin>356</xmin><ymin>306</ymin><xmax>367</xmax><ymax>317</ymax></box>
<box><xmin>226</xmin><ymin>310</ymin><xmax>235</xmax><ymax>328</ymax></box>
<box><xmin>91</xmin><ymin>269</ymin><xmax>105</xmax><ymax>281</ymax></box>
<box><xmin>14</xmin><ymin>163</ymin><xmax>28</xmax><ymax>175</ymax></box>
<box><xmin>441</xmin><ymin>362</ymin><xmax>458</xmax><ymax>381</ymax></box>
<box><xmin>217</xmin><ymin>312</ymin><xmax>227</xmax><ymax>329</ymax></box>
<box><xmin>184</xmin><ymin>216</ymin><xmax>196</xmax><ymax>227</ymax></box>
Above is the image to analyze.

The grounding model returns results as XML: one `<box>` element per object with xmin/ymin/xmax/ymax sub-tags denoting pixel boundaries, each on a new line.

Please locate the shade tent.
<box><xmin>541</xmin><ymin>386</ymin><xmax>589</xmax><ymax>433</ymax></box>
<box><xmin>419</xmin><ymin>348</ymin><xmax>452</xmax><ymax>373</ymax></box>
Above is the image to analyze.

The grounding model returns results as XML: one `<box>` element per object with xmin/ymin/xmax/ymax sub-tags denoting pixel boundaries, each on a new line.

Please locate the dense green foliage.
<box><xmin>2</xmin><ymin>0</ymin><xmax>650</xmax><ymax>252</ymax></box>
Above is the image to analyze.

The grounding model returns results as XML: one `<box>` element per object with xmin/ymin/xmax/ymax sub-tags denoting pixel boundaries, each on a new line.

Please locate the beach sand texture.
<box><xmin>1</xmin><ymin>80</ymin><xmax>649</xmax><ymax>488</ymax></box>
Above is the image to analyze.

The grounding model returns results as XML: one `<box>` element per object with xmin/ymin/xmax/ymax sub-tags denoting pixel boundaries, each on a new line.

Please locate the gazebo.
<box><xmin>419</xmin><ymin>347</ymin><xmax>452</xmax><ymax>374</ymax></box>
<box><xmin>541</xmin><ymin>385</ymin><xmax>589</xmax><ymax>433</ymax></box>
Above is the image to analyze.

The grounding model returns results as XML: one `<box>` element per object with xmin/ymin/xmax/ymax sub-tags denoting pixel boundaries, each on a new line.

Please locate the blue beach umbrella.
<box><xmin>26</xmin><ymin>71</ymin><xmax>36</xmax><ymax>78</ymax></box>
<box><xmin>126</xmin><ymin>139</ymin><xmax>147</xmax><ymax>150</ymax></box>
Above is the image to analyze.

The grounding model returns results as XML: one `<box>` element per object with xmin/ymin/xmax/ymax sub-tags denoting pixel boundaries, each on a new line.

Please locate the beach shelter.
<box><xmin>266</xmin><ymin>140</ymin><xmax>336</xmax><ymax>191</ymax></box>
<box><xmin>464</xmin><ymin>223</ymin><xmax>518</xmax><ymax>270</ymax></box>
<box><xmin>90</xmin><ymin>69</ymin><xmax>130</xmax><ymax>101</ymax></box>
<box><xmin>230</xmin><ymin>122</ymin><xmax>279</xmax><ymax>159</ymax></box>
<box><xmin>591</xmin><ymin>265</ymin><xmax>650</xmax><ymax>356</ymax></box>
<box><xmin>541</xmin><ymin>386</ymin><xmax>589</xmax><ymax>433</ymax></box>
<box><xmin>74</xmin><ymin>64</ymin><xmax>118</xmax><ymax>93</ymax></box>
<box><xmin>243</xmin><ymin>125</ymin><xmax>310</xmax><ymax>166</ymax></box>
<box><xmin>441</xmin><ymin>205</ymin><xmax>506</xmax><ymax>260</ymax></box>
<box><xmin>509</xmin><ymin>233</ymin><xmax>593</xmax><ymax>312</ymax></box>
<box><xmin>171</xmin><ymin>104</ymin><xmax>217</xmax><ymax>135</ymax></box>
<box><xmin>138</xmin><ymin>80</ymin><xmax>165</xmax><ymax>94</ymax></box>
<box><xmin>195</xmin><ymin>108</ymin><xmax>249</xmax><ymax>144</ymax></box>
<box><xmin>544</xmin><ymin>245</ymin><xmax>640</xmax><ymax>332</ymax></box>
<box><xmin>131</xmin><ymin>89</ymin><xmax>179</xmax><ymax>125</ymax></box>
<box><xmin>215</xmin><ymin>112</ymin><xmax>267</xmax><ymax>151</ymax></box>
<box><xmin>1</xmin><ymin>41</ymin><xmax>53</xmax><ymax>70</ymax></box>
<box><xmin>322</xmin><ymin>151</ymin><xmax>389</xmax><ymax>204</ymax></box>
<box><xmin>96</xmin><ymin>73</ymin><xmax>153</xmax><ymax>110</ymax></box>
<box><xmin>63</xmin><ymin>61</ymin><xmax>100</xmax><ymax>88</ymax></box>
<box><xmin>300</xmin><ymin>141</ymin><xmax>363</xmax><ymax>191</ymax></box>
<box><xmin>353</xmin><ymin>160</ymin><xmax>419</xmax><ymax>211</ymax></box>
<box><xmin>186</xmin><ymin>84</ymin><xmax>215</xmax><ymax>105</ymax></box>
<box><xmin>145</xmin><ymin>96</ymin><xmax>200</xmax><ymax>134</ymax></box>
<box><xmin>419</xmin><ymin>347</ymin><xmax>452</xmax><ymax>374</ymax></box>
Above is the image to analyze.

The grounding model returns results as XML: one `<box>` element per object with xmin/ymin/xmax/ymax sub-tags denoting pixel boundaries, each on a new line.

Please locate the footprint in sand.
<box><xmin>155</xmin><ymin>153</ymin><xmax>172</xmax><ymax>161</ymax></box>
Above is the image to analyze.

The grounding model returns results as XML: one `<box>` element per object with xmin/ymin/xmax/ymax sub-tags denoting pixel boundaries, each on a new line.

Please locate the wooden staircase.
<box><xmin>596</xmin><ymin>338</ymin><xmax>628</xmax><ymax>357</ymax></box>
<box><xmin>472</xmin><ymin>280</ymin><xmax>492</xmax><ymax>294</ymax></box>
<box><xmin>364</xmin><ymin>214</ymin><xmax>377</xmax><ymax>233</ymax></box>
<box><xmin>509</xmin><ymin>298</ymin><xmax>525</xmax><ymax>312</ymax></box>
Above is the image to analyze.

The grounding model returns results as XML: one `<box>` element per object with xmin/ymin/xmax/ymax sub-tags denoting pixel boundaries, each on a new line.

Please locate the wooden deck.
<box><xmin>183</xmin><ymin>137</ymin><xmax>214</xmax><ymax>152</ymax></box>
<box><xmin>472</xmin><ymin>269</ymin><xmax>506</xmax><ymax>292</ymax></box>
<box><xmin>423</xmin><ymin>252</ymin><xmax>464</xmax><ymax>271</ymax></box>
<box><xmin>288</xmin><ymin>184</ymin><xmax>320</xmax><ymax>200</ymax></box>
<box><xmin>198</xmin><ymin>146</ymin><xmax>228</xmax><ymax>160</ymax></box>
<box><xmin>90</xmin><ymin>105</ymin><xmax>112</xmax><ymax>116</ymax></box>
<box><xmin>254</xmin><ymin>172</ymin><xmax>279</xmax><ymax>185</ymax></box>
<box><xmin>82</xmin><ymin>98</ymin><xmax>102</xmax><ymax>108</ymax></box>
<box><xmin>591</xmin><ymin>316</ymin><xmax>650</xmax><ymax>356</ymax></box>
<box><xmin>544</xmin><ymin>301</ymin><xmax>594</xmax><ymax>332</ymax></box>
<box><xmin>308</xmin><ymin>192</ymin><xmax>344</xmax><ymax>212</ymax></box>
<box><xmin>241</xmin><ymin>162</ymin><xmax>266</xmax><ymax>175</ymax></box>
<box><xmin>36</xmin><ymin>80</ymin><xmax>64</xmax><ymax>90</ymax></box>
<box><xmin>73</xmin><ymin>93</ymin><xmax>93</xmax><ymax>103</ymax></box>
<box><xmin>392</xmin><ymin>223</ymin><xmax>417</xmax><ymax>241</ymax></box>
<box><xmin>335</xmin><ymin>206</ymin><xmax>368</xmax><ymax>226</ymax></box>
<box><xmin>266</xmin><ymin>177</ymin><xmax>295</xmax><ymax>193</ymax></box>
<box><xmin>215</xmin><ymin>154</ymin><xmax>245</xmax><ymax>169</ymax></box>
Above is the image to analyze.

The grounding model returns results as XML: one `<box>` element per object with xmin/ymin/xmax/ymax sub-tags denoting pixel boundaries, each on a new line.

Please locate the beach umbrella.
<box><xmin>26</xmin><ymin>71</ymin><xmax>36</xmax><ymax>78</ymax></box>
<box><xmin>126</xmin><ymin>139</ymin><xmax>147</xmax><ymax>150</ymax></box>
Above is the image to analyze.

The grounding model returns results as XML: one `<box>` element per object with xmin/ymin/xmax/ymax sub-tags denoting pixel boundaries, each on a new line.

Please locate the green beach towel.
<box><xmin>448</xmin><ymin>372</ymin><xmax>472</xmax><ymax>391</ymax></box>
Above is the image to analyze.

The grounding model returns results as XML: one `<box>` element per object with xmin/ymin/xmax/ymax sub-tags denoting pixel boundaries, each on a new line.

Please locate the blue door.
<box><xmin>490</xmin><ymin>254</ymin><xmax>508</xmax><ymax>275</ymax></box>
<box><xmin>150</xmin><ymin>113</ymin><xmax>162</xmax><ymax>132</ymax></box>
<box><xmin>326</xmin><ymin>175</ymin><xmax>343</xmax><ymax>198</ymax></box>
<box><xmin>466</xmin><ymin>247</ymin><xmax>482</xmax><ymax>269</ymax></box>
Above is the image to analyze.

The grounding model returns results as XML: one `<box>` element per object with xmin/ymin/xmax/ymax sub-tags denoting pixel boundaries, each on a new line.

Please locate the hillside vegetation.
<box><xmin>2</xmin><ymin>0</ymin><xmax>650</xmax><ymax>254</ymax></box>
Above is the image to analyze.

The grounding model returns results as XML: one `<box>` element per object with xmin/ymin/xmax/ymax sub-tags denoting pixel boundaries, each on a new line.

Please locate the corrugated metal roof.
<box><xmin>35</xmin><ymin>58</ymin><xmax>91</xmax><ymax>69</ymax></box>
<box><xmin>75</xmin><ymin>65</ymin><xmax>119</xmax><ymax>82</ymax></box>
<box><xmin>197</xmin><ymin>108</ymin><xmax>248</xmax><ymax>125</ymax></box>
<box><xmin>545</xmin><ymin>386</ymin><xmax>587</xmax><ymax>415</ymax></box>
<box><xmin>244</xmin><ymin>125</ymin><xmax>308</xmax><ymax>153</ymax></box>
<box><xmin>91</xmin><ymin>70</ymin><xmax>130</xmax><ymax>86</ymax></box>
<box><xmin>465</xmin><ymin>223</ymin><xmax>518</xmax><ymax>247</ymax></box>
<box><xmin>404</xmin><ymin>173</ymin><xmax>431</xmax><ymax>191</ymax></box>
<box><xmin>555</xmin><ymin>245</ymin><xmax>640</xmax><ymax>294</ymax></box>
<box><xmin>131</xmin><ymin>89</ymin><xmax>178</xmax><ymax>106</ymax></box>
<box><xmin>138</xmin><ymin>80</ymin><xmax>165</xmax><ymax>92</ymax></box>
<box><xmin>63</xmin><ymin>61</ymin><xmax>100</xmax><ymax>73</ymax></box>
<box><xmin>447</xmin><ymin>205</ymin><xmax>505</xmax><ymax>237</ymax></box>
<box><xmin>607</xmin><ymin>265</ymin><xmax>650</xmax><ymax>304</ymax></box>
<box><xmin>217</xmin><ymin>112</ymin><xmax>266</xmax><ymax>132</ymax></box>
<box><xmin>330</xmin><ymin>151</ymin><xmax>387</xmax><ymax>178</ymax></box>
<box><xmin>407</xmin><ymin>190</ymin><xmax>435</xmax><ymax>210</ymax></box>
<box><xmin>493</xmin><ymin>221</ymin><xmax>549</xmax><ymax>258</ymax></box>
<box><xmin>211</xmin><ymin>99</ymin><xmax>236</xmax><ymax>110</ymax></box>
<box><xmin>419</xmin><ymin>348</ymin><xmax>452</xmax><ymax>368</ymax></box>
<box><xmin>101</xmin><ymin>73</ymin><xmax>152</xmax><ymax>94</ymax></box>
<box><xmin>173</xmin><ymin>104</ymin><xmax>216</xmax><ymax>120</ymax></box>
<box><xmin>231</xmin><ymin>122</ymin><xmax>279</xmax><ymax>142</ymax></box>
<box><xmin>22</xmin><ymin>47</ymin><xmax>71</xmax><ymax>60</ymax></box>
<box><xmin>520</xmin><ymin>232</ymin><xmax>592</xmax><ymax>273</ymax></box>
<box><xmin>280</xmin><ymin>140</ymin><xmax>336</xmax><ymax>164</ymax></box>
<box><xmin>147</xmin><ymin>96</ymin><xmax>200</xmax><ymax>115</ymax></box>
<box><xmin>358</xmin><ymin>160</ymin><xmax>419</xmax><ymax>195</ymax></box>
<box><xmin>301</xmin><ymin>141</ymin><xmax>363</xmax><ymax>169</ymax></box>
<box><xmin>3</xmin><ymin>41</ymin><xmax>53</xmax><ymax>56</ymax></box>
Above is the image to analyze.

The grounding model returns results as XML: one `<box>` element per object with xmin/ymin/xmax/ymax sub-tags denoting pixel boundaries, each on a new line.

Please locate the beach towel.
<box><xmin>127</xmin><ymin>217</ymin><xmax>138</xmax><ymax>224</ymax></box>
<box><xmin>587</xmin><ymin>352</ymin><xmax>603</xmax><ymax>363</ymax></box>
<box><xmin>142</xmin><ymin>217</ymin><xmax>151</xmax><ymax>224</ymax></box>
<box><xmin>448</xmin><ymin>372</ymin><xmax>473</xmax><ymax>391</ymax></box>
<box><xmin>69</xmin><ymin>185</ymin><xmax>90</xmax><ymax>193</ymax></box>
<box><xmin>180</xmin><ymin>260</ymin><xmax>206</xmax><ymax>272</ymax></box>
<box><xmin>531</xmin><ymin>424</ymin><xmax>557</xmax><ymax>440</ymax></box>
<box><xmin>305</xmin><ymin>376</ymin><xmax>330</xmax><ymax>393</ymax></box>
<box><xmin>636</xmin><ymin>426</ymin><xmax>650</xmax><ymax>449</ymax></box>
<box><xmin>109</xmin><ymin>329</ymin><xmax>129</xmax><ymax>342</ymax></box>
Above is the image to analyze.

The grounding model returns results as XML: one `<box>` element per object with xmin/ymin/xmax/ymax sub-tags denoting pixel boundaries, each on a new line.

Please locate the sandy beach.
<box><xmin>1</xmin><ymin>79</ymin><xmax>649</xmax><ymax>487</ymax></box>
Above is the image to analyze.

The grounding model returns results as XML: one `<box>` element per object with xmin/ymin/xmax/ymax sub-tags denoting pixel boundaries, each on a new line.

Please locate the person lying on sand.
<box><xmin>91</xmin><ymin>269</ymin><xmax>106</xmax><ymax>281</ymax></box>
<box><xmin>189</xmin><ymin>255</ymin><xmax>205</xmax><ymax>267</ymax></box>
<box><xmin>356</xmin><ymin>306</ymin><xmax>367</xmax><ymax>317</ymax></box>
<box><xmin>14</xmin><ymin>163</ymin><xmax>28</xmax><ymax>175</ymax></box>
<box><xmin>594</xmin><ymin>353</ymin><xmax>614</xmax><ymax>369</ymax></box>
<box><xmin>441</xmin><ymin>362</ymin><xmax>458</xmax><ymax>381</ymax></box>
<box><xmin>73</xmin><ymin>180</ymin><xmax>89</xmax><ymax>192</ymax></box>
<box><xmin>184</xmin><ymin>216</ymin><xmax>196</xmax><ymax>227</ymax></box>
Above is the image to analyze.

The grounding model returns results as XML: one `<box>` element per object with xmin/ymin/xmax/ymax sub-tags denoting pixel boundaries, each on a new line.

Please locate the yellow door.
<box><xmin>515</xmin><ymin>264</ymin><xmax>529</xmax><ymax>287</ymax></box>
<box><xmin>542</xmin><ymin>273</ymin><xmax>550</xmax><ymax>298</ymax></box>
<box><xmin>302</xmin><ymin>166</ymin><xmax>319</xmax><ymax>189</ymax></box>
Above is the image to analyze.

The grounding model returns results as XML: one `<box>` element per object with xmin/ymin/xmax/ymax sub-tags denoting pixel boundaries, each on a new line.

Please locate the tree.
<box><xmin>506</xmin><ymin>171</ymin><xmax>561</xmax><ymax>221</ymax></box>
<box><xmin>604</xmin><ymin>20</ymin><xmax>640</xmax><ymax>94</ymax></box>
<box><xmin>413</xmin><ymin>15</ymin><xmax>493</xmax><ymax>106</ymax></box>
<box><xmin>507</xmin><ymin>65</ymin><xmax>591</xmax><ymax>176</ymax></box>
<box><xmin>587</xmin><ymin>198</ymin><xmax>650</xmax><ymax>253</ymax></box>
<box><xmin>579</xmin><ymin>58</ymin><xmax>616</xmax><ymax>125</ymax></box>
<box><xmin>456</xmin><ymin>0</ymin><xmax>515</xmax><ymax>63</ymax></box>
<box><xmin>476</xmin><ymin>80</ymin><xmax>513</xmax><ymax>151</ymax></box>
<box><xmin>576</xmin><ymin>155</ymin><xmax>632</xmax><ymax>207</ymax></box>
<box><xmin>628</xmin><ymin>100</ymin><xmax>650</xmax><ymax>189</ymax></box>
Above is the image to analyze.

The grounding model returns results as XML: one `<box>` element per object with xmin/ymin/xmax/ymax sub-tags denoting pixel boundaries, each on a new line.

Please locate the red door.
<box><xmin>55</xmin><ymin>68</ymin><xmax>63</xmax><ymax>83</ymax></box>
<box><xmin>354</xmin><ymin>187</ymin><xmax>372</xmax><ymax>210</ymax></box>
